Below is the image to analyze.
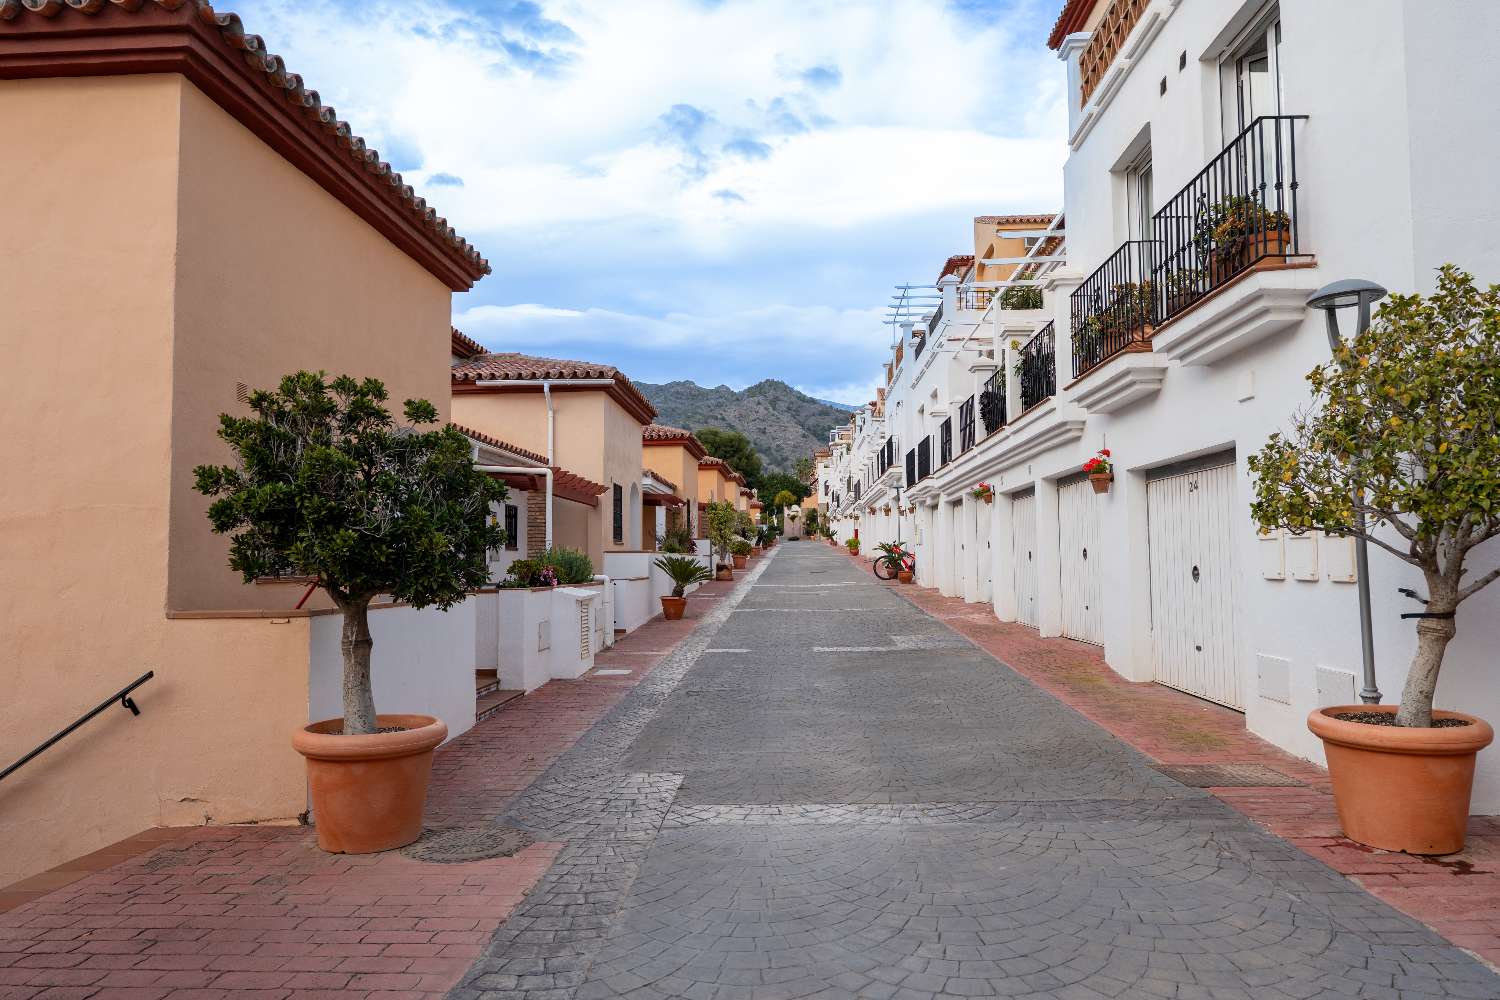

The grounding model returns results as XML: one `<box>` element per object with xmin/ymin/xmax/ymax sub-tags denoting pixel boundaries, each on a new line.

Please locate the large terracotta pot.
<box><xmin>1308</xmin><ymin>705</ymin><xmax>1494</xmax><ymax>855</ymax></box>
<box><xmin>897</xmin><ymin>570</ymin><xmax>914</xmax><ymax>584</ymax></box>
<box><xmin>660</xmin><ymin>595</ymin><xmax>686</xmax><ymax>620</ymax></box>
<box><xmin>293</xmin><ymin>714</ymin><xmax>447</xmax><ymax>854</ymax></box>
<box><xmin>733</xmin><ymin>555</ymin><xmax>747</xmax><ymax>569</ymax></box>
<box><xmin>715</xmin><ymin>567</ymin><xmax>733</xmax><ymax>581</ymax></box>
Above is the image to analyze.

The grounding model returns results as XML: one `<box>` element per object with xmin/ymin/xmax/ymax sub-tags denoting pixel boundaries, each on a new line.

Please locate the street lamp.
<box><xmin>1307</xmin><ymin>277</ymin><xmax>1387</xmax><ymax>705</ymax></box>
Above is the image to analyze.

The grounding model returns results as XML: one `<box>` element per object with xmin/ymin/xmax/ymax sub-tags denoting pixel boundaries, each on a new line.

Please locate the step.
<box><xmin>476</xmin><ymin>688</ymin><xmax>524</xmax><ymax>724</ymax></box>
<box><xmin>476</xmin><ymin>669</ymin><xmax>499</xmax><ymax>698</ymax></box>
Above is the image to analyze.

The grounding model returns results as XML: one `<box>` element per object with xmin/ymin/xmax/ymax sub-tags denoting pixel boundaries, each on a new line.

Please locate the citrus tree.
<box><xmin>1248</xmin><ymin>266</ymin><xmax>1500</xmax><ymax>727</ymax></box>
<box><xmin>194</xmin><ymin>372</ymin><xmax>505</xmax><ymax>735</ymax></box>
<box><xmin>705</xmin><ymin>499</ymin><xmax>739</xmax><ymax>569</ymax></box>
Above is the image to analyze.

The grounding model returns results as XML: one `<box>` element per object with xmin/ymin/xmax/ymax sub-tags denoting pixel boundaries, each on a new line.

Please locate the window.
<box><xmin>612</xmin><ymin>483</ymin><xmax>623</xmax><ymax>544</ymax></box>
<box><xmin>1123</xmin><ymin>145</ymin><xmax>1153</xmax><ymax>241</ymax></box>
<box><xmin>504</xmin><ymin>504</ymin><xmax>519</xmax><ymax>551</ymax></box>
<box><xmin>1219</xmin><ymin>8</ymin><xmax>1282</xmax><ymax>141</ymax></box>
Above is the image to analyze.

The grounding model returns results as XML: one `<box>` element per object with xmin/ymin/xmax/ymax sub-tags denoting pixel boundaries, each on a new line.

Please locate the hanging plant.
<box><xmin>970</xmin><ymin>482</ymin><xmax>994</xmax><ymax>503</ymax></box>
<box><xmin>1083</xmin><ymin>448</ymin><xmax>1113</xmax><ymax>493</ymax></box>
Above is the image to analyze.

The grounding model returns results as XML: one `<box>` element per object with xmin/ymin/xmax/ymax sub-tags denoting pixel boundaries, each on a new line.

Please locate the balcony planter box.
<box><xmin>1089</xmin><ymin>472</ymin><xmax>1113</xmax><ymax>494</ymax></box>
<box><xmin>660</xmin><ymin>595</ymin><xmax>687</xmax><ymax>621</ymax></box>
<box><xmin>293</xmin><ymin>715</ymin><xmax>447</xmax><ymax>854</ymax></box>
<box><xmin>1209</xmin><ymin>227</ymin><xmax>1290</xmax><ymax>285</ymax></box>
<box><xmin>1308</xmin><ymin>706</ymin><xmax>1493</xmax><ymax>854</ymax></box>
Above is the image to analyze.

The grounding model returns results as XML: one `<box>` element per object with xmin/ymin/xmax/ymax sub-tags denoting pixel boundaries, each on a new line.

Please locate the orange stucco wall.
<box><xmin>0</xmin><ymin>75</ymin><xmax>319</xmax><ymax>887</ymax></box>
<box><xmin>643</xmin><ymin>441</ymin><xmax>699</xmax><ymax>535</ymax></box>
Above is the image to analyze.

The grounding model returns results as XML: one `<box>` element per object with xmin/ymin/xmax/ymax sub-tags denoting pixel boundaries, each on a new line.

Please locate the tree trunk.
<box><xmin>1394</xmin><ymin>581</ymin><xmax>1457</xmax><ymax>728</ymax></box>
<box><xmin>339</xmin><ymin>597</ymin><xmax>378</xmax><ymax>735</ymax></box>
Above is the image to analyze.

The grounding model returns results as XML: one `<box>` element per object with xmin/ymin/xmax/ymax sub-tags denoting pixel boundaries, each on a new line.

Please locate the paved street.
<box><xmin>454</xmin><ymin>544</ymin><xmax>1500</xmax><ymax>1000</ymax></box>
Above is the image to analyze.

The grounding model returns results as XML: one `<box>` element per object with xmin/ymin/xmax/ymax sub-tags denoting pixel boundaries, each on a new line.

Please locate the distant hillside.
<box><xmin>814</xmin><ymin>397</ymin><xmax>858</xmax><ymax>413</ymax></box>
<box><xmin>636</xmin><ymin>379</ymin><xmax>851</xmax><ymax>473</ymax></box>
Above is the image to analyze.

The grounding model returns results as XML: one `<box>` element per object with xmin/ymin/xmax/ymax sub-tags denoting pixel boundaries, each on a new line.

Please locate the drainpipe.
<box><xmin>472</xmin><ymin>458</ymin><xmax>554</xmax><ymax>552</ymax></box>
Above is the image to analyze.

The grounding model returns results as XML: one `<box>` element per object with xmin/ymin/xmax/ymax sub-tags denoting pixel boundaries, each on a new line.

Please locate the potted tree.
<box><xmin>845</xmin><ymin>537</ymin><xmax>861</xmax><ymax>556</ymax></box>
<box><xmin>706</xmin><ymin>500</ymin><xmax>738</xmax><ymax>580</ymax></box>
<box><xmin>1249</xmin><ymin>266</ymin><xmax>1498</xmax><ymax>854</ymax></box>
<box><xmin>653</xmin><ymin>555</ymin><xmax>713</xmax><ymax>620</ymax></box>
<box><xmin>194</xmin><ymin>373</ymin><xmax>503</xmax><ymax>854</ymax></box>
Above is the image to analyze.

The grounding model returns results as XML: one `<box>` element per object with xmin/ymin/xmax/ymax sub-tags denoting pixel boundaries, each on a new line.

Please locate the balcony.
<box><xmin>958</xmin><ymin>396</ymin><xmax>976</xmax><ymax>453</ymax></box>
<box><xmin>1019</xmin><ymin>323</ymin><xmax>1056</xmax><ymax>412</ymax></box>
<box><xmin>1078</xmin><ymin>0</ymin><xmax>1148</xmax><ymax>106</ymax></box>
<box><xmin>1071</xmin><ymin>240</ymin><xmax>1155</xmax><ymax>380</ymax></box>
<box><xmin>957</xmin><ymin>286</ymin><xmax>995</xmax><ymax>311</ymax></box>
<box><xmin>979</xmin><ymin>370</ymin><xmax>1006</xmax><ymax>435</ymax></box>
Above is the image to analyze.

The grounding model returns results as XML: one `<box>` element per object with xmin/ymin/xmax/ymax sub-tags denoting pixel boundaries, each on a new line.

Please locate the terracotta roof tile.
<box><xmin>643</xmin><ymin>468</ymin><xmax>679</xmax><ymax>493</ymax></box>
<box><xmin>452</xmin><ymin>351</ymin><xmax>657</xmax><ymax>424</ymax></box>
<box><xmin>938</xmin><ymin>254</ymin><xmax>974</xmax><ymax>280</ymax></box>
<box><xmin>452</xmin><ymin>423</ymin><xmax>548</xmax><ymax>466</ymax></box>
<box><xmin>0</xmin><ymin>0</ymin><xmax>490</xmax><ymax>284</ymax></box>
<box><xmin>1047</xmin><ymin>0</ymin><xmax>1097</xmax><ymax>49</ymax></box>
<box><xmin>453</xmin><ymin>423</ymin><xmax>607</xmax><ymax>504</ymax></box>
<box><xmin>450</xmin><ymin>327</ymin><xmax>486</xmax><ymax>359</ymax></box>
<box><xmin>974</xmin><ymin>213</ymin><xmax>1059</xmax><ymax>227</ymax></box>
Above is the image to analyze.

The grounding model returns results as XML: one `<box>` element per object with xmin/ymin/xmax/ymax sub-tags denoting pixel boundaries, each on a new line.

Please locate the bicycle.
<box><xmin>872</xmin><ymin>542</ymin><xmax>915</xmax><ymax>581</ymax></box>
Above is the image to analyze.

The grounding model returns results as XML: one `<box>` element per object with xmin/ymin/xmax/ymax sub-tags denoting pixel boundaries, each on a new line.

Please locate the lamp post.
<box><xmin>1306</xmin><ymin>278</ymin><xmax>1388</xmax><ymax>705</ymax></box>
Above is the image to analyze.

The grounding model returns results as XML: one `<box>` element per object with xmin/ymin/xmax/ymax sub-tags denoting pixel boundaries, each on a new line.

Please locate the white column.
<box><xmin>1049</xmin><ymin>272</ymin><xmax>1084</xmax><ymax>389</ymax></box>
<box><xmin>1117</xmin><ymin>467</ymin><xmax>1155</xmax><ymax>681</ymax></box>
<box><xmin>1058</xmin><ymin>32</ymin><xmax>1091</xmax><ymax>135</ymax></box>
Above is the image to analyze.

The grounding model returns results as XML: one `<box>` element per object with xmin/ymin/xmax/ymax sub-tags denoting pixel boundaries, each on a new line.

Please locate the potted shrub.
<box><xmin>538</xmin><ymin>546</ymin><xmax>594</xmax><ymax>584</ymax></box>
<box><xmin>499</xmin><ymin>559</ymin><xmax>557</xmax><ymax>589</ymax></box>
<box><xmin>875</xmin><ymin>541</ymin><xmax>914</xmax><ymax>584</ymax></box>
<box><xmin>1197</xmin><ymin>196</ymin><xmax>1291</xmax><ymax>284</ymax></box>
<box><xmin>970</xmin><ymin>482</ymin><xmax>994</xmax><ymax>504</ymax></box>
<box><xmin>997</xmin><ymin>285</ymin><xmax>1043</xmax><ymax>311</ymax></box>
<box><xmin>657</xmin><ymin>523</ymin><xmax>695</xmax><ymax>554</ymax></box>
<box><xmin>194</xmin><ymin>373</ymin><xmax>503</xmax><ymax>854</ymax></box>
<box><xmin>731</xmin><ymin>537</ymin><xmax>752</xmax><ymax>568</ymax></box>
<box><xmin>845</xmin><ymin>537</ymin><xmax>861</xmax><ymax>556</ymax></box>
<box><xmin>706</xmin><ymin>500</ymin><xmax>737</xmax><ymax>580</ymax></box>
<box><xmin>653</xmin><ymin>555</ymin><xmax>712</xmax><ymax>620</ymax></box>
<box><xmin>1248</xmin><ymin>266</ymin><xmax>1498</xmax><ymax>854</ymax></box>
<box><xmin>1083</xmin><ymin>449</ymin><xmax>1113</xmax><ymax>493</ymax></box>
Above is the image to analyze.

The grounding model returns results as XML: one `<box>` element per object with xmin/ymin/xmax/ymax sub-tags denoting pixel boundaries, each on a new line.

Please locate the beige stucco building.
<box><xmin>642</xmin><ymin>424</ymin><xmax>708</xmax><ymax>539</ymax></box>
<box><xmin>0</xmin><ymin>3</ymin><xmax>488</xmax><ymax>886</ymax></box>
<box><xmin>451</xmin><ymin>352</ymin><xmax>658</xmax><ymax>567</ymax></box>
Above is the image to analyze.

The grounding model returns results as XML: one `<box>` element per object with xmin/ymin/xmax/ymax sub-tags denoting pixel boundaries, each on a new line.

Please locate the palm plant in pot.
<box><xmin>1248</xmin><ymin>266</ymin><xmax>1499</xmax><ymax>854</ymax></box>
<box><xmin>194</xmin><ymin>373</ymin><xmax>503</xmax><ymax>854</ymax></box>
<box><xmin>653</xmin><ymin>555</ymin><xmax>713</xmax><ymax>620</ymax></box>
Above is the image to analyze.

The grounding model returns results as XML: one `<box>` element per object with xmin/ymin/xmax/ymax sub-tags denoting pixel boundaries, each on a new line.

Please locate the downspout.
<box><xmin>472</xmin><ymin>457</ymin><xmax>554</xmax><ymax>554</ymax></box>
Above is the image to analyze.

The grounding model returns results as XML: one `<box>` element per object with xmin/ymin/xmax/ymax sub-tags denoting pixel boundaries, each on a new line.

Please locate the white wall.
<box><xmin>309</xmin><ymin>599</ymin><xmax>477</xmax><ymax>743</ymax></box>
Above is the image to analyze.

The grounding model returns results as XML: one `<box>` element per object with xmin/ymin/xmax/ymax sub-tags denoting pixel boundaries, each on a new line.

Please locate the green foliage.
<box><xmin>874</xmin><ymin>541</ymin><xmax>910</xmax><ymax>573</ymax></box>
<box><xmin>537</xmin><ymin>547</ymin><xmax>594</xmax><ymax>585</ymax></box>
<box><xmin>758</xmin><ymin>472</ymin><xmax>810</xmax><ymax>506</ymax></box>
<box><xmin>730</xmin><ymin>538</ymin><xmax>752</xmax><ymax>557</ymax></box>
<box><xmin>1195</xmin><ymin>195</ymin><xmax>1290</xmax><ymax>256</ymax></box>
<box><xmin>997</xmin><ymin>285</ymin><xmax>1043</xmax><ymax>310</ymax></box>
<box><xmin>737</xmin><ymin>510</ymin><xmax>755</xmax><ymax>537</ymax></box>
<box><xmin>696</xmin><ymin>428</ymin><xmax>763</xmax><ymax>484</ymax></box>
<box><xmin>772</xmin><ymin>489</ymin><xmax>798</xmax><ymax>510</ymax></box>
<box><xmin>657</xmin><ymin>523</ymin><xmax>695</xmax><ymax>554</ymax></box>
<box><xmin>845</xmin><ymin>537</ymin><xmax>860</xmax><ymax>554</ymax></box>
<box><xmin>804</xmin><ymin>508</ymin><xmax>819</xmax><ymax>533</ymax></box>
<box><xmin>1247</xmin><ymin>266</ymin><xmax>1500</xmax><ymax>725</ymax></box>
<box><xmin>653</xmin><ymin>554</ymin><xmax>712</xmax><ymax>598</ymax></box>
<box><xmin>500</xmin><ymin>558</ymin><xmax>556</xmax><ymax>589</ymax></box>
<box><xmin>194</xmin><ymin>371</ymin><xmax>505</xmax><ymax>607</ymax></box>
<box><xmin>793</xmin><ymin>456</ymin><xmax>814</xmax><ymax>485</ymax></box>
<box><xmin>705</xmin><ymin>499</ymin><xmax>739</xmax><ymax>565</ymax></box>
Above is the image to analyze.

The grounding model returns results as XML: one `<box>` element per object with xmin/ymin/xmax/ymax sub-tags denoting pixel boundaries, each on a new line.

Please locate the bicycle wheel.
<box><xmin>873</xmin><ymin>557</ymin><xmax>897</xmax><ymax>580</ymax></box>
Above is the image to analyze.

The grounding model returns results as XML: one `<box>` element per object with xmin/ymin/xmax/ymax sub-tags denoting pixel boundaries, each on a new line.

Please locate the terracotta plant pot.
<box><xmin>1089</xmin><ymin>472</ymin><xmax>1113</xmax><ymax>494</ymax></box>
<box><xmin>292</xmin><ymin>714</ymin><xmax>447</xmax><ymax>855</ymax></box>
<box><xmin>897</xmin><ymin>569</ymin><xmax>914</xmax><ymax>584</ymax></box>
<box><xmin>715</xmin><ymin>567</ymin><xmax>733</xmax><ymax>581</ymax></box>
<box><xmin>752</xmin><ymin>546</ymin><xmax>763</xmax><ymax>556</ymax></box>
<box><xmin>733</xmin><ymin>554</ymin><xmax>747</xmax><ymax>569</ymax></box>
<box><xmin>660</xmin><ymin>595</ymin><xmax>686</xmax><ymax>620</ymax></box>
<box><xmin>1307</xmin><ymin>705</ymin><xmax>1494</xmax><ymax>855</ymax></box>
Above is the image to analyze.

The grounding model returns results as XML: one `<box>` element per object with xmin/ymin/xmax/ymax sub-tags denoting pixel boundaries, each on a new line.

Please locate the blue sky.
<box><xmin>235</xmin><ymin>0</ymin><xmax>1067</xmax><ymax>404</ymax></box>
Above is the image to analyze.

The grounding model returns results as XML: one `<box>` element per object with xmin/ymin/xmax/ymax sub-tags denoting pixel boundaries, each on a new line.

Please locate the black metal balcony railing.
<box><xmin>958</xmin><ymin>396</ymin><xmax>976</xmax><ymax>453</ymax></box>
<box><xmin>1154</xmin><ymin>115</ymin><xmax>1309</xmax><ymax>323</ymax></box>
<box><xmin>905</xmin><ymin>448</ymin><xmax>917</xmax><ymax>487</ymax></box>
<box><xmin>957</xmin><ymin>286</ymin><xmax>995</xmax><ymax>311</ymax></box>
<box><xmin>912</xmin><ymin>331</ymin><xmax>926</xmax><ymax>360</ymax></box>
<box><xmin>1071</xmin><ymin>239</ymin><xmax>1157</xmax><ymax>379</ymax></box>
<box><xmin>1019</xmin><ymin>323</ymin><xmax>1056</xmax><ymax>412</ymax></box>
<box><xmin>928</xmin><ymin>302</ymin><xmax>944</xmax><ymax>336</ymax></box>
<box><xmin>980</xmin><ymin>370</ymin><xmax>1006</xmax><ymax>435</ymax></box>
<box><xmin>939</xmin><ymin>418</ymin><xmax>953</xmax><ymax>467</ymax></box>
<box><xmin>917</xmin><ymin>436</ymin><xmax>932</xmax><ymax>481</ymax></box>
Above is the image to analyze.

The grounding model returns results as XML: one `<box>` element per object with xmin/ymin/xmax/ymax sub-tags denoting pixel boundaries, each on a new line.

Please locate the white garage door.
<box><xmin>1011</xmin><ymin>491</ymin><xmax>1038</xmax><ymax>628</ymax></box>
<box><xmin>1058</xmin><ymin>477</ymin><xmax>1103</xmax><ymax>645</ymax></box>
<box><xmin>1148</xmin><ymin>461</ymin><xmax>1241</xmax><ymax>709</ymax></box>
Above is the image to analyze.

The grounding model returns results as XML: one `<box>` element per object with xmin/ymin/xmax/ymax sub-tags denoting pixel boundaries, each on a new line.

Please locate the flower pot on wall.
<box><xmin>292</xmin><ymin>714</ymin><xmax>447</xmax><ymax>854</ymax></box>
<box><xmin>1307</xmin><ymin>706</ymin><xmax>1494</xmax><ymax>854</ymax></box>
<box><xmin>1089</xmin><ymin>472</ymin><xmax>1113</xmax><ymax>494</ymax></box>
<box><xmin>660</xmin><ymin>596</ymin><xmax>686</xmax><ymax>620</ymax></box>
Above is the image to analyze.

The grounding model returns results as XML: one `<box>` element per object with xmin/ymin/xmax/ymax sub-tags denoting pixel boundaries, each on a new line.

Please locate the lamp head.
<box><xmin>1308</xmin><ymin>278</ymin><xmax>1387</xmax><ymax>313</ymax></box>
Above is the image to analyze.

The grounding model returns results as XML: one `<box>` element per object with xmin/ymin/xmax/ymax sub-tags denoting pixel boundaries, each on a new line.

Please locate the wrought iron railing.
<box><xmin>980</xmin><ymin>371</ymin><xmax>1006</xmax><ymax>435</ymax></box>
<box><xmin>1071</xmin><ymin>239</ymin><xmax>1158</xmax><ymax>379</ymax></box>
<box><xmin>958</xmin><ymin>396</ymin><xmax>976</xmax><ymax>453</ymax></box>
<box><xmin>939</xmin><ymin>418</ymin><xmax>952</xmax><ymax>467</ymax></box>
<box><xmin>917</xmin><ymin>436</ymin><xmax>932</xmax><ymax>481</ymax></box>
<box><xmin>912</xmin><ymin>331</ymin><xmax>926</xmax><ymax>360</ymax></box>
<box><xmin>1</xmin><ymin>672</ymin><xmax>154</xmax><ymax>783</ymax></box>
<box><xmin>1019</xmin><ymin>323</ymin><xmax>1056</xmax><ymax>412</ymax></box>
<box><xmin>928</xmin><ymin>302</ymin><xmax>944</xmax><ymax>336</ymax></box>
<box><xmin>1154</xmin><ymin>115</ymin><xmax>1308</xmax><ymax>323</ymax></box>
<box><xmin>957</xmin><ymin>286</ymin><xmax>995</xmax><ymax>311</ymax></box>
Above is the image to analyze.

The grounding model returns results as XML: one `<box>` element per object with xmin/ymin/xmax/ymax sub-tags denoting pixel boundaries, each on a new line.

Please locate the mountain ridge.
<box><xmin>635</xmin><ymin>378</ymin><xmax>851</xmax><ymax>473</ymax></box>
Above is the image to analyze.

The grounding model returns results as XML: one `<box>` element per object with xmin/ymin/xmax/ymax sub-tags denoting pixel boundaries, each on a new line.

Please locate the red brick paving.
<box><xmin>0</xmin><ymin>571</ymin><xmax>744</xmax><ymax>998</ymax></box>
<box><xmin>890</xmin><ymin>573</ymin><xmax>1500</xmax><ymax>971</ymax></box>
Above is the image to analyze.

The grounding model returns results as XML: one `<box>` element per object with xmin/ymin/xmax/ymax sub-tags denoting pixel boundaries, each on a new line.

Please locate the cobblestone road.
<box><xmin>451</xmin><ymin>544</ymin><xmax>1500</xmax><ymax>1000</ymax></box>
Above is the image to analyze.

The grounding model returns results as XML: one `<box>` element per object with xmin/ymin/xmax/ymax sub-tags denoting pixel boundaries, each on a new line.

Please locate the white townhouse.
<box><xmin>844</xmin><ymin>0</ymin><xmax>1500</xmax><ymax>812</ymax></box>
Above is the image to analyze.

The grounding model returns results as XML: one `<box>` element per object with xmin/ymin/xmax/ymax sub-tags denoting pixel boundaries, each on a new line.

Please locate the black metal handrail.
<box><xmin>980</xmin><ymin>371</ymin><xmax>1006</xmax><ymax>435</ymax></box>
<box><xmin>957</xmin><ymin>286</ymin><xmax>994</xmax><ymax>311</ymax></box>
<box><xmin>1</xmin><ymin>672</ymin><xmax>154</xmax><ymax>783</ymax></box>
<box><xmin>917</xmin><ymin>436</ymin><xmax>932</xmax><ymax>481</ymax></box>
<box><xmin>1071</xmin><ymin>239</ymin><xmax>1158</xmax><ymax>379</ymax></box>
<box><xmin>1019</xmin><ymin>323</ymin><xmax>1056</xmax><ymax>411</ymax></box>
<box><xmin>912</xmin><ymin>331</ymin><xmax>926</xmax><ymax>360</ymax></box>
<box><xmin>1153</xmin><ymin>114</ymin><xmax>1308</xmax><ymax>324</ymax></box>
<box><xmin>958</xmin><ymin>396</ymin><xmax>976</xmax><ymax>453</ymax></box>
<box><xmin>938</xmin><ymin>418</ymin><xmax>953</xmax><ymax>467</ymax></box>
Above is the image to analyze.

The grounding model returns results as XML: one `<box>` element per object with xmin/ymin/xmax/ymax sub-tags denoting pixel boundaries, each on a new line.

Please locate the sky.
<box><xmin>234</xmin><ymin>0</ymin><xmax>1068</xmax><ymax>404</ymax></box>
